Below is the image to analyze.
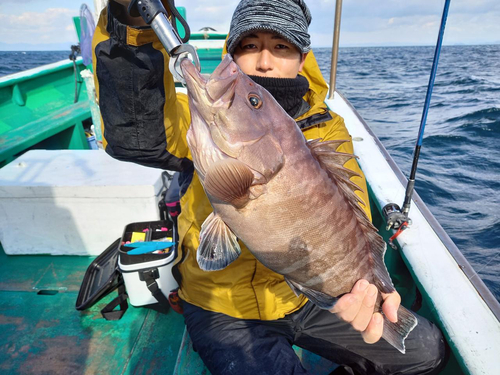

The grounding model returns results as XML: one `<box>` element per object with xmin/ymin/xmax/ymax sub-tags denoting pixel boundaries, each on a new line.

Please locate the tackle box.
<box><xmin>76</xmin><ymin>220</ymin><xmax>178</xmax><ymax>319</ymax></box>
<box><xmin>118</xmin><ymin>220</ymin><xmax>178</xmax><ymax>307</ymax></box>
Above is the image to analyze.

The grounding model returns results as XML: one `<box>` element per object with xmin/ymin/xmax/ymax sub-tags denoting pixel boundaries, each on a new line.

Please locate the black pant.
<box><xmin>183</xmin><ymin>301</ymin><xmax>446</xmax><ymax>375</ymax></box>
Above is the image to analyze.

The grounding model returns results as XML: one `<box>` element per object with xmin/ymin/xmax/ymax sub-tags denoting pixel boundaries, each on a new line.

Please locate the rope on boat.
<box><xmin>69</xmin><ymin>44</ymin><xmax>81</xmax><ymax>103</ymax></box>
<box><xmin>388</xmin><ymin>221</ymin><xmax>409</xmax><ymax>250</ymax></box>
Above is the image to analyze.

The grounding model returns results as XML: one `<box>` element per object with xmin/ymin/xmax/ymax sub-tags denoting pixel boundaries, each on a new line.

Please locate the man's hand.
<box><xmin>329</xmin><ymin>279</ymin><xmax>401</xmax><ymax>344</ymax></box>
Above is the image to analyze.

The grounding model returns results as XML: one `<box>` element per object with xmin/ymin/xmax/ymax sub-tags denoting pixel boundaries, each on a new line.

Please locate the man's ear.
<box><xmin>299</xmin><ymin>52</ymin><xmax>309</xmax><ymax>72</ymax></box>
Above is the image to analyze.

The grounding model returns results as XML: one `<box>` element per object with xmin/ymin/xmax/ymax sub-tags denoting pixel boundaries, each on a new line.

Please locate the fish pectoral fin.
<box><xmin>285</xmin><ymin>277</ymin><xmax>338</xmax><ymax>310</ymax></box>
<box><xmin>204</xmin><ymin>158</ymin><xmax>253</xmax><ymax>208</ymax></box>
<box><xmin>197</xmin><ymin>212</ymin><xmax>241</xmax><ymax>271</ymax></box>
<box><xmin>381</xmin><ymin>305</ymin><xmax>418</xmax><ymax>354</ymax></box>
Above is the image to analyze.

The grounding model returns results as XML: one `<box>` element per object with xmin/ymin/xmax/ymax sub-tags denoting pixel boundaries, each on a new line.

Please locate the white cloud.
<box><xmin>0</xmin><ymin>0</ymin><xmax>498</xmax><ymax>48</ymax></box>
<box><xmin>0</xmin><ymin>0</ymin><xmax>36</xmax><ymax>4</ymax></box>
<box><xmin>309</xmin><ymin>0</ymin><xmax>500</xmax><ymax>46</ymax></box>
<box><xmin>0</xmin><ymin>8</ymin><xmax>79</xmax><ymax>46</ymax></box>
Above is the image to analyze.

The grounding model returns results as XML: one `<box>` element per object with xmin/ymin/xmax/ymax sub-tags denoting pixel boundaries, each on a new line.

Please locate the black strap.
<box><xmin>101</xmin><ymin>282</ymin><xmax>129</xmax><ymax>321</ymax></box>
<box><xmin>140</xmin><ymin>269</ymin><xmax>171</xmax><ymax>308</ymax></box>
<box><xmin>297</xmin><ymin>110</ymin><xmax>333</xmax><ymax>130</ymax></box>
<box><xmin>166</xmin><ymin>0</ymin><xmax>190</xmax><ymax>43</ymax></box>
<box><xmin>100</xmin><ymin>269</ymin><xmax>170</xmax><ymax>320</ymax></box>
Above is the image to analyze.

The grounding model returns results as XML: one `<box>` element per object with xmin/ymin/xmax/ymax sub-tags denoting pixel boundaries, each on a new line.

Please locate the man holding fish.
<box><xmin>93</xmin><ymin>0</ymin><xmax>445</xmax><ymax>373</ymax></box>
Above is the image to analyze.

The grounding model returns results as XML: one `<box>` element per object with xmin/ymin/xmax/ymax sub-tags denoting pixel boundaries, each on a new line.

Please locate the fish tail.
<box><xmin>381</xmin><ymin>304</ymin><xmax>418</xmax><ymax>354</ymax></box>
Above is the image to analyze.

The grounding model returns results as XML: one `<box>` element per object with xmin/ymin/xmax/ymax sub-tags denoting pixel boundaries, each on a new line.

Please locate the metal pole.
<box><xmin>328</xmin><ymin>0</ymin><xmax>343</xmax><ymax>99</ymax></box>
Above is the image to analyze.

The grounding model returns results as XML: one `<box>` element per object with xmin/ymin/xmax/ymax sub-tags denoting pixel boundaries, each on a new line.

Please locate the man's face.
<box><xmin>232</xmin><ymin>31</ymin><xmax>307</xmax><ymax>78</ymax></box>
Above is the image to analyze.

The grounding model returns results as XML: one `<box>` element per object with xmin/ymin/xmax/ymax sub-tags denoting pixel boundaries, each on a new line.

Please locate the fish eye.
<box><xmin>248</xmin><ymin>94</ymin><xmax>262</xmax><ymax>109</ymax></box>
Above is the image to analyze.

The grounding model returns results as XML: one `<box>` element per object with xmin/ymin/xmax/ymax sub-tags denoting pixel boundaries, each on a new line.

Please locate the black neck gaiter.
<box><xmin>248</xmin><ymin>75</ymin><xmax>310</xmax><ymax>119</ymax></box>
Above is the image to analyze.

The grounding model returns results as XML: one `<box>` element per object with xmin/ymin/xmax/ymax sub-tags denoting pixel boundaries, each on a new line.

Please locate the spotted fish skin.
<box><xmin>181</xmin><ymin>55</ymin><xmax>417</xmax><ymax>353</ymax></box>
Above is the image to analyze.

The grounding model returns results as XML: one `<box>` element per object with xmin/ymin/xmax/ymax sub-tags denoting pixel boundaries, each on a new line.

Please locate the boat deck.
<box><xmin>0</xmin><ymin>242</ymin><xmax>340</xmax><ymax>374</ymax></box>
<box><xmin>0</xmin><ymin>243</ymin><xmax>186</xmax><ymax>373</ymax></box>
<box><xmin>0</xmin><ymin>184</ymin><xmax>469</xmax><ymax>374</ymax></box>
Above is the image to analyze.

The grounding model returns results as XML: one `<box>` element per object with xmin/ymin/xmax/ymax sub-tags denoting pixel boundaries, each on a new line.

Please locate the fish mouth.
<box><xmin>183</xmin><ymin>54</ymin><xmax>242</xmax><ymax>160</ymax></box>
<box><xmin>181</xmin><ymin>54</ymin><xmax>239</xmax><ymax>106</ymax></box>
<box><xmin>181</xmin><ymin>57</ymin><xmax>208</xmax><ymax>94</ymax></box>
<box><xmin>206</xmin><ymin>55</ymin><xmax>239</xmax><ymax>104</ymax></box>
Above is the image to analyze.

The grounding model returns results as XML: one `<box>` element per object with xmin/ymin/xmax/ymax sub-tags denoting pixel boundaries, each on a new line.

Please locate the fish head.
<box><xmin>181</xmin><ymin>54</ymin><xmax>285</xmax><ymax>181</ymax></box>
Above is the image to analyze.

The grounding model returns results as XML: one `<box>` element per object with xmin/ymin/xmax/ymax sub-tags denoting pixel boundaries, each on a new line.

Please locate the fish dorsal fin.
<box><xmin>307</xmin><ymin>139</ymin><xmax>362</xmax><ymax>179</ymax></box>
<box><xmin>204</xmin><ymin>158</ymin><xmax>254</xmax><ymax>208</ymax></box>
<box><xmin>308</xmin><ymin>138</ymin><xmax>394</xmax><ymax>295</ymax></box>
<box><xmin>307</xmin><ymin>139</ymin><xmax>379</xmax><ymax>233</ymax></box>
<box><xmin>307</xmin><ymin>138</ymin><xmax>346</xmax><ymax>151</ymax></box>
<box><xmin>197</xmin><ymin>212</ymin><xmax>241</xmax><ymax>271</ymax></box>
<box><xmin>307</xmin><ymin>139</ymin><xmax>366</xmax><ymax>205</ymax></box>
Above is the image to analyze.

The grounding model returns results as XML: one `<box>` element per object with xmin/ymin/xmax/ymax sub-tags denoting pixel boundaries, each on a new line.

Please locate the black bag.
<box><xmin>75</xmin><ymin>238</ymin><xmax>129</xmax><ymax>320</ymax></box>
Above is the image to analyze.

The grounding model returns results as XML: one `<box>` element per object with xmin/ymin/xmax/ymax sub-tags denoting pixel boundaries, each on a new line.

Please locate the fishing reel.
<box><xmin>383</xmin><ymin>203</ymin><xmax>408</xmax><ymax>231</ymax></box>
<box><xmin>383</xmin><ymin>203</ymin><xmax>412</xmax><ymax>250</ymax></box>
<box><xmin>128</xmin><ymin>0</ymin><xmax>200</xmax><ymax>84</ymax></box>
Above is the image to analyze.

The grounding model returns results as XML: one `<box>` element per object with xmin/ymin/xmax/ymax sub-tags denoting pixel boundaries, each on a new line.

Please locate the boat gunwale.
<box><xmin>189</xmin><ymin>32</ymin><xmax>227</xmax><ymax>40</ymax></box>
<box><xmin>335</xmin><ymin>90</ymin><xmax>500</xmax><ymax>321</ymax></box>
<box><xmin>0</xmin><ymin>57</ymin><xmax>84</xmax><ymax>89</ymax></box>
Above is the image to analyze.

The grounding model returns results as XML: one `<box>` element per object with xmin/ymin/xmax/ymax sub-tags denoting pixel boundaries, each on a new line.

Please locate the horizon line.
<box><xmin>0</xmin><ymin>41</ymin><xmax>499</xmax><ymax>52</ymax></box>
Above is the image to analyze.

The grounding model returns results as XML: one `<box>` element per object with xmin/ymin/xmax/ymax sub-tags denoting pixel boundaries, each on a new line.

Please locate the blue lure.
<box><xmin>124</xmin><ymin>241</ymin><xmax>175</xmax><ymax>255</ymax></box>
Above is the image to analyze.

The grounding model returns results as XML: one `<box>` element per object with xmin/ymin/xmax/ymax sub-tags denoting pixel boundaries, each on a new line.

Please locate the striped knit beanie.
<box><xmin>226</xmin><ymin>0</ymin><xmax>312</xmax><ymax>56</ymax></box>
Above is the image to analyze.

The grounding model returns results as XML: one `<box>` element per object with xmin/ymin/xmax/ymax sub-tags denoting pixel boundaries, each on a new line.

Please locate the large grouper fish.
<box><xmin>180</xmin><ymin>55</ymin><xmax>417</xmax><ymax>353</ymax></box>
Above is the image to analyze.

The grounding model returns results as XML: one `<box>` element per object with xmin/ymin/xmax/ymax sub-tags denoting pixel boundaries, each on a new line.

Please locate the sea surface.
<box><xmin>0</xmin><ymin>51</ymin><xmax>70</xmax><ymax>77</ymax></box>
<box><xmin>1</xmin><ymin>46</ymin><xmax>499</xmax><ymax>302</ymax></box>
<box><xmin>315</xmin><ymin>45</ymin><xmax>500</xmax><ymax>302</ymax></box>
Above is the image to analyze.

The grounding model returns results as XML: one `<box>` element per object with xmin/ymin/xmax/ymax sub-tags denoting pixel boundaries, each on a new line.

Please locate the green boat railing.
<box><xmin>0</xmin><ymin>58</ymin><xmax>92</xmax><ymax>168</ymax></box>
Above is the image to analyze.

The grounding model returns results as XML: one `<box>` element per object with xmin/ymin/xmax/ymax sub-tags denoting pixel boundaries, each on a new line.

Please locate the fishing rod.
<box><xmin>384</xmin><ymin>0</ymin><xmax>452</xmax><ymax>243</ymax></box>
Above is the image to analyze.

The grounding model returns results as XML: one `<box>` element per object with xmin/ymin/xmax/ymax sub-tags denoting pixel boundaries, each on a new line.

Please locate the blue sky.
<box><xmin>0</xmin><ymin>0</ymin><xmax>499</xmax><ymax>50</ymax></box>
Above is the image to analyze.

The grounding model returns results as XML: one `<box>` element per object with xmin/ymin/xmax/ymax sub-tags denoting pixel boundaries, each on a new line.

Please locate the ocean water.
<box><xmin>0</xmin><ymin>51</ymin><xmax>70</xmax><ymax>77</ymax></box>
<box><xmin>315</xmin><ymin>45</ymin><xmax>500</xmax><ymax>302</ymax></box>
<box><xmin>1</xmin><ymin>46</ymin><xmax>499</xmax><ymax>302</ymax></box>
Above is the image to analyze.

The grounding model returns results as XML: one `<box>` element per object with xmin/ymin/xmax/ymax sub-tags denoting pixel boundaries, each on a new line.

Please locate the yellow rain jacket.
<box><xmin>93</xmin><ymin>3</ymin><xmax>371</xmax><ymax>320</ymax></box>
